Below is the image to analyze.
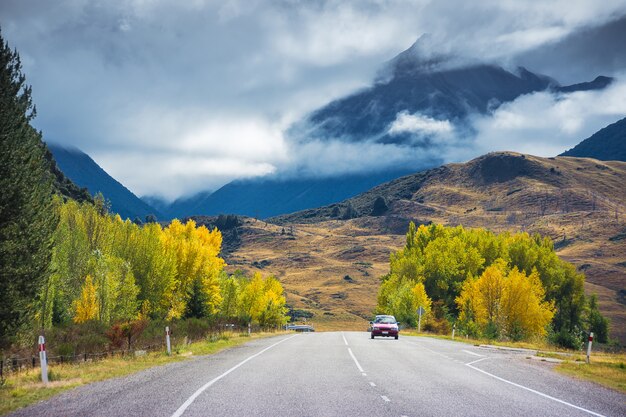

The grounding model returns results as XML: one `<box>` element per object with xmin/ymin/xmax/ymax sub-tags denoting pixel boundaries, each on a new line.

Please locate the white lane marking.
<box><xmin>369</xmin><ymin>381</ymin><xmax>376</xmax><ymax>387</ymax></box>
<box><xmin>462</xmin><ymin>349</ymin><xmax>484</xmax><ymax>357</ymax></box>
<box><xmin>381</xmin><ymin>395</ymin><xmax>391</xmax><ymax>402</ymax></box>
<box><xmin>465</xmin><ymin>361</ymin><xmax>606</xmax><ymax>417</ymax></box>
<box><xmin>347</xmin><ymin>347</ymin><xmax>365</xmax><ymax>373</ymax></box>
<box><xmin>342</xmin><ymin>332</ymin><xmax>348</xmax><ymax>346</ymax></box>
<box><xmin>170</xmin><ymin>335</ymin><xmax>298</xmax><ymax>417</ymax></box>
<box><xmin>466</xmin><ymin>357</ymin><xmax>488</xmax><ymax>366</ymax></box>
<box><xmin>362</xmin><ymin>373</ymin><xmax>367</xmax><ymax>377</ymax></box>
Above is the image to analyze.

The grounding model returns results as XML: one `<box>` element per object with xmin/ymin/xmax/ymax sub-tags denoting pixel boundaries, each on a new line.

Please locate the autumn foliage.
<box><xmin>39</xmin><ymin>199</ymin><xmax>288</xmax><ymax>335</ymax></box>
<box><xmin>377</xmin><ymin>222</ymin><xmax>605</xmax><ymax>343</ymax></box>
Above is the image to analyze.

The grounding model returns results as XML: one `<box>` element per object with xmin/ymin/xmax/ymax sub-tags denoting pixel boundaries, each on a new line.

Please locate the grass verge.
<box><xmin>555</xmin><ymin>353</ymin><xmax>626</xmax><ymax>393</ymax></box>
<box><xmin>0</xmin><ymin>331</ymin><xmax>284</xmax><ymax>416</ymax></box>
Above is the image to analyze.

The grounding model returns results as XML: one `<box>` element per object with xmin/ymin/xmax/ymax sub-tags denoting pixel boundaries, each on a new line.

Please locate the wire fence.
<box><xmin>0</xmin><ymin>341</ymin><xmax>168</xmax><ymax>380</ymax></box>
<box><xmin>0</xmin><ymin>325</ymin><xmax>258</xmax><ymax>380</ymax></box>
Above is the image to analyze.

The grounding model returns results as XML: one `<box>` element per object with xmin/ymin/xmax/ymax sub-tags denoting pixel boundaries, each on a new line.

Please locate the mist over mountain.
<box><xmin>290</xmin><ymin>36</ymin><xmax>612</xmax><ymax>149</ymax></box>
<box><xmin>154</xmin><ymin>38</ymin><xmax>612</xmax><ymax>219</ymax></box>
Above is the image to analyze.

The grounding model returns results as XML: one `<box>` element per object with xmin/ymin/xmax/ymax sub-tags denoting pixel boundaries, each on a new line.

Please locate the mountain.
<box><xmin>293</xmin><ymin>37</ymin><xmax>612</xmax><ymax>145</ymax></box>
<box><xmin>162</xmin><ymin>39</ymin><xmax>612</xmax><ymax>220</ymax></box>
<box><xmin>560</xmin><ymin>117</ymin><xmax>626</xmax><ymax>161</ymax></box>
<box><xmin>219</xmin><ymin>152</ymin><xmax>626</xmax><ymax>341</ymax></box>
<box><xmin>48</xmin><ymin>144</ymin><xmax>161</xmax><ymax>220</ymax></box>
<box><xmin>159</xmin><ymin>169</ymin><xmax>415</xmax><ymax>219</ymax></box>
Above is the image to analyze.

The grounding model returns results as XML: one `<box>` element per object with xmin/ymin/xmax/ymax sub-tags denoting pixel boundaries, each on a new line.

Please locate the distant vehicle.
<box><xmin>370</xmin><ymin>315</ymin><xmax>399</xmax><ymax>339</ymax></box>
<box><xmin>286</xmin><ymin>324</ymin><xmax>315</xmax><ymax>332</ymax></box>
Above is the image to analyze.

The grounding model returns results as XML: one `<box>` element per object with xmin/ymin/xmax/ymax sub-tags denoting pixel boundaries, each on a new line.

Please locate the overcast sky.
<box><xmin>2</xmin><ymin>0</ymin><xmax>626</xmax><ymax>200</ymax></box>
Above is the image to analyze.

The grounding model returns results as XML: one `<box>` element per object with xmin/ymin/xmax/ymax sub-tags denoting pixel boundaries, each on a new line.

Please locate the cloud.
<box><xmin>462</xmin><ymin>76</ymin><xmax>626</xmax><ymax>159</ymax></box>
<box><xmin>281</xmin><ymin>139</ymin><xmax>442</xmax><ymax>178</ymax></box>
<box><xmin>389</xmin><ymin>112</ymin><xmax>455</xmax><ymax>137</ymax></box>
<box><xmin>1</xmin><ymin>0</ymin><xmax>625</xmax><ymax>200</ymax></box>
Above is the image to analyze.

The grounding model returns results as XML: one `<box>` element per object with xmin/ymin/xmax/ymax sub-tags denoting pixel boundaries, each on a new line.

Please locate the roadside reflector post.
<box><xmin>165</xmin><ymin>326</ymin><xmax>171</xmax><ymax>356</ymax></box>
<box><xmin>452</xmin><ymin>323</ymin><xmax>456</xmax><ymax>340</ymax></box>
<box><xmin>586</xmin><ymin>332</ymin><xmax>593</xmax><ymax>364</ymax></box>
<box><xmin>248</xmin><ymin>322</ymin><xmax>251</xmax><ymax>336</ymax></box>
<box><xmin>38</xmin><ymin>335</ymin><xmax>48</xmax><ymax>384</ymax></box>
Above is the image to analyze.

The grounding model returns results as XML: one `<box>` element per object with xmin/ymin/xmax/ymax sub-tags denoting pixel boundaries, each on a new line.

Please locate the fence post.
<box><xmin>586</xmin><ymin>332</ymin><xmax>594</xmax><ymax>364</ymax></box>
<box><xmin>0</xmin><ymin>360</ymin><xmax>3</xmax><ymax>381</ymax></box>
<box><xmin>165</xmin><ymin>326</ymin><xmax>171</xmax><ymax>356</ymax></box>
<box><xmin>32</xmin><ymin>356</ymin><xmax>36</xmax><ymax>368</ymax></box>
<box><xmin>38</xmin><ymin>335</ymin><xmax>49</xmax><ymax>384</ymax></box>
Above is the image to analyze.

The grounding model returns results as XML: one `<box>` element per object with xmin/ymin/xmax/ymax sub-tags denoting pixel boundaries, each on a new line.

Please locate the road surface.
<box><xmin>10</xmin><ymin>332</ymin><xmax>625</xmax><ymax>416</ymax></box>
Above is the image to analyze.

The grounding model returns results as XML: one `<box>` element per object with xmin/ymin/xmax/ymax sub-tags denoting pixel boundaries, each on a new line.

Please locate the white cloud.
<box><xmin>465</xmin><ymin>76</ymin><xmax>626</xmax><ymax>158</ymax></box>
<box><xmin>389</xmin><ymin>112</ymin><xmax>455</xmax><ymax>138</ymax></box>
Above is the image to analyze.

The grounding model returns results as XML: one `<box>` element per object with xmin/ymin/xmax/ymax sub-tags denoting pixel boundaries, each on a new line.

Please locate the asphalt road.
<box><xmin>10</xmin><ymin>332</ymin><xmax>626</xmax><ymax>417</ymax></box>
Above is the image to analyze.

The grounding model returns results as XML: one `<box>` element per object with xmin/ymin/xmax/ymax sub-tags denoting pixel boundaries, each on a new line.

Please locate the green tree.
<box><xmin>0</xmin><ymin>30</ymin><xmax>57</xmax><ymax>347</ymax></box>
<box><xmin>585</xmin><ymin>294</ymin><xmax>609</xmax><ymax>344</ymax></box>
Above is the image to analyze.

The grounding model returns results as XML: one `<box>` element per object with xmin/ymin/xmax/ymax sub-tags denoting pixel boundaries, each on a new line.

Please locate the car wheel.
<box><xmin>394</xmin><ymin>335</ymin><xmax>398</xmax><ymax>340</ymax></box>
<box><xmin>371</xmin><ymin>333</ymin><xmax>374</xmax><ymax>339</ymax></box>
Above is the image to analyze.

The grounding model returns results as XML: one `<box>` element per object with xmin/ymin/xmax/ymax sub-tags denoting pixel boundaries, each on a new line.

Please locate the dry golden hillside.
<box><xmin>204</xmin><ymin>152</ymin><xmax>626</xmax><ymax>342</ymax></box>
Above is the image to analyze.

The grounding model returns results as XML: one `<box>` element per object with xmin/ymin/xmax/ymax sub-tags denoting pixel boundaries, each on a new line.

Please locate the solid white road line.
<box><xmin>342</xmin><ymin>332</ymin><xmax>349</xmax><ymax>346</ymax></box>
<box><xmin>347</xmin><ymin>347</ymin><xmax>365</xmax><ymax>373</ymax></box>
<box><xmin>381</xmin><ymin>395</ymin><xmax>391</xmax><ymax>402</ymax></box>
<box><xmin>462</xmin><ymin>349</ymin><xmax>484</xmax><ymax>357</ymax></box>
<box><xmin>465</xmin><ymin>361</ymin><xmax>606</xmax><ymax>417</ymax></box>
<box><xmin>170</xmin><ymin>334</ymin><xmax>298</xmax><ymax>417</ymax></box>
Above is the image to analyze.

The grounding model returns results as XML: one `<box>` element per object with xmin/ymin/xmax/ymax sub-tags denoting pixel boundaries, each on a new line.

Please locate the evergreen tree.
<box><xmin>0</xmin><ymin>29</ymin><xmax>57</xmax><ymax>347</ymax></box>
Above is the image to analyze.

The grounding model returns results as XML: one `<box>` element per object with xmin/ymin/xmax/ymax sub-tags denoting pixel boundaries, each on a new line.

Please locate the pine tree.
<box><xmin>0</xmin><ymin>29</ymin><xmax>57</xmax><ymax>347</ymax></box>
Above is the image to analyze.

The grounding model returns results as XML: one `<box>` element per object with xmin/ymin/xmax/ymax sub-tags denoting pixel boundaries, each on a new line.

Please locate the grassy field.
<box><xmin>0</xmin><ymin>332</ymin><xmax>283</xmax><ymax>416</ymax></box>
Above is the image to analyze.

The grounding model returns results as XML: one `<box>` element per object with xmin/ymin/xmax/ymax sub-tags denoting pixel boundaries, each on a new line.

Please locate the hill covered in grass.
<box><xmin>219</xmin><ymin>152</ymin><xmax>626</xmax><ymax>342</ymax></box>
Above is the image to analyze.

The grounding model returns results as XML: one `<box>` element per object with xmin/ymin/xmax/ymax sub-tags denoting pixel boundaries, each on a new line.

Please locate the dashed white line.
<box><xmin>462</xmin><ymin>349</ymin><xmax>484</xmax><ymax>357</ymax></box>
<box><xmin>381</xmin><ymin>395</ymin><xmax>391</xmax><ymax>402</ymax></box>
<box><xmin>369</xmin><ymin>381</ymin><xmax>376</xmax><ymax>387</ymax></box>
<box><xmin>342</xmin><ymin>333</ymin><xmax>349</xmax><ymax>346</ymax></box>
<box><xmin>170</xmin><ymin>335</ymin><xmax>298</xmax><ymax>417</ymax></box>
<box><xmin>465</xmin><ymin>360</ymin><xmax>606</xmax><ymax>417</ymax></box>
<box><xmin>348</xmin><ymin>347</ymin><xmax>365</xmax><ymax>373</ymax></box>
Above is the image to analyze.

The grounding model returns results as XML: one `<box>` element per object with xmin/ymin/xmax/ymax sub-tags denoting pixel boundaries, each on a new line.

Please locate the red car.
<box><xmin>370</xmin><ymin>315</ymin><xmax>399</xmax><ymax>339</ymax></box>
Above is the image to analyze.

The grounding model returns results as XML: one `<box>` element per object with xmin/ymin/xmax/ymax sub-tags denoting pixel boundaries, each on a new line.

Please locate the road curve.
<box><xmin>9</xmin><ymin>332</ymin><xmax>625</xmax><ymax>417</ymax></box>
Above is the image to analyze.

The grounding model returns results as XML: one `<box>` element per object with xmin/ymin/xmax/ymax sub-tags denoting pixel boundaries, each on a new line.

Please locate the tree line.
<box><xmin>377</xmin><ymin>223</ymin><xmax>609</xmax><ymax>346</ymax></box>
<box><xmin>41</xmin><ymin>198</ymin><xmax>288</xmax><ymax>330</ymax></box>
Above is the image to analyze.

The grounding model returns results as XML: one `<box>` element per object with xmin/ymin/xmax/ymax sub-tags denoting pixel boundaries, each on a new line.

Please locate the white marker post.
<box><xmin>452</xmin><ymin>323</ymin><xmax>456</xmax><ymax>340</ymax></box>
<box><xmin>38</xmin><ymin>335</ymin><xmax>48</xmax><ymax>384</ymax></box>
<box><xmin>248</xmin><ymin>322</ymin><xmax>251</xmax><ymax>336</ymax></box>
<box><xmin>165</xmin><ymin>326</ymin><xmax>171</xmax><ymax>356</ymax></box>
<box><xmin>586</xmin><ymin>332</ymin><xmax>593</xmax><ymax>364</ymax></box>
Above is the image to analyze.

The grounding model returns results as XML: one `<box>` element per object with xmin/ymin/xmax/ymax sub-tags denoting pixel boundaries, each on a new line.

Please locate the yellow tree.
<box><xmin>502</xmin><ymin>267</ymin><xmax>554</xmax><ymax>340</ymax></box>
<box><xmin>73</xmin><ymin>275</ymin><xmax>99</xmax><ymax>323</ymax></box>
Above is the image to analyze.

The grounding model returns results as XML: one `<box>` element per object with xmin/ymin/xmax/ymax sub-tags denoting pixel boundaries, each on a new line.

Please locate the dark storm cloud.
<box><xmin>1</xmin><ymin>0</ymin><xmax>626</xmax><ymax>199</ymax></box>
<box><xmin>514</xmin><ymin>15</ymin><xmax>626</xmax><ymax>84</ymax></box>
